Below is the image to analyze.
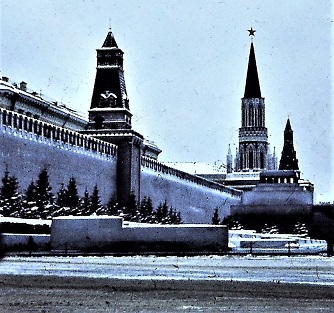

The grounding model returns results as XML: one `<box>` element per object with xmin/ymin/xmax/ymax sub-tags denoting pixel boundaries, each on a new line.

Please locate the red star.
<box><xmin>247</xmin><ymin>27</ymin><xmax>256</xmax><ymax>36</ymax></box>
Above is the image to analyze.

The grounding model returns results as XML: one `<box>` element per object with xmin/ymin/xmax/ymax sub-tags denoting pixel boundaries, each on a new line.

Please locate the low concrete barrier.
<box><xmin>51</xmin><ymin>216</ymin><xmax>228</xmax><ymax>253</ymax></box>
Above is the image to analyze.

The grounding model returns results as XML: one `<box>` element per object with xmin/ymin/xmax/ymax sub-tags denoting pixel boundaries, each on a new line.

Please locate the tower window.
<box><xmin>249</xmin><ymin>150</ymin><xmax>254</xmax><ymax>169</ymax></box>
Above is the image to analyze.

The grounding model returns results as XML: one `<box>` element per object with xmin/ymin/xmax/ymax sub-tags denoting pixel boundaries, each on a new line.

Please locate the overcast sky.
<box><xmin>1</xmin><ymin>1</ymin><xmax>333</xmax><ymax>203</ymax></box>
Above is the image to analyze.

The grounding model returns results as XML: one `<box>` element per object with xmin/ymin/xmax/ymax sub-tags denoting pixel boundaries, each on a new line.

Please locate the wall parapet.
<box><xmin>141</xmin><ymin>156</ymin><xmax>242</xmax><ymax>198</ymax></box>
<box><xmin>0</xmin><ymin>108</ymin><xmax>117</xmax><ymax>160</ymax></box>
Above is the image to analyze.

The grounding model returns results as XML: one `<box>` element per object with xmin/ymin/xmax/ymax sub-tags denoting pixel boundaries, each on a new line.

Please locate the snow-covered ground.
<box><xmin>0</xmin><ymin>255</ymin><xmax>333</xmax><ymax>286</ymax></box>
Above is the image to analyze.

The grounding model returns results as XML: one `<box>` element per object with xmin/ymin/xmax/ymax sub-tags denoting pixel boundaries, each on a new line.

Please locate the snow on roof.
<box><xmin>225</xmin><ymin>171</ymin><xmax>260</xmax><ymax>181</ymax></box>
<box><xmin>162</xmin><ymin>161</ymin><xmax>226</xmax><ymax>175</ymax></box>
<box><xmin>0</xmin><ymin>217</ymin><xmax>51</xmax><ymax>226</ymax></box>
<box><xmin>52</xmin><ymin>215</ymin><xmax>123</xmax><ymax>221</ymax></box>
<box><xmin>123</xmin><ymin>221</ymin><xmax>226</xmax><ymax>228</ymax></box>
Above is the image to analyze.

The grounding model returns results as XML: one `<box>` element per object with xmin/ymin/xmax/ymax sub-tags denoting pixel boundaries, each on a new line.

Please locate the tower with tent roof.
<box><xmin>225</xmin><ymin>30</ymin><xmax>277</xmax><ymax>190</ymax></box>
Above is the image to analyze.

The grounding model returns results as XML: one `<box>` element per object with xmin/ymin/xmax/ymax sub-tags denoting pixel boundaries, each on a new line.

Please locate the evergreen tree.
<box><xmin>0</xmin><ymin>168</ymin><xmax>22</xmax><ymax>217</ymax></box>
<box><xmin>56</xmin><ymin>183</ymin><xmax>67</xmax><ymax>207</ymax></box>
<box><xmin>1</xmin><ymin>168</ymin><xmax>13</xmax><ymax>200</ymax></box>
<box><xmin>107</xmin><ymin>194</ymin><xmax>120</xmax><ymax>216</ymax></box>
<box><xmin>176</xmin><ymin>212</ymin><xmax>182</xmax><ymax>224</ymax></box>
<box><xmin>79</xmin><ymin>188</ymin><xmax>91</xmax><ymax>215</ymax></box>
<box><xmin>35</xmin><ymin>168</ymin><xmax>54</xmax><ymax>218</ymax></box>
<box><xmin>90</xmin><ymin>184</ymin><xmax>101</xmax><ymax>214</ymax></box>
<box><xmin>25</xmin><ymin>181</ymin><xmax>38</xmax><ymax>203</ymax></box>
<box><xmin>20</xmin><ymin>181</ymin><xmax>38</xmax><ymax>218</ymax></box>
<box><xmin>212</xmin><ymin>208</ymin><xmax>220</xmax><ymax>225</ymax></box>
<box><xmin>155</xmin><ymin>203</ymin><xmax>163</xmax><ymax>223</ymax></box>
<box><xmin>7</xmin><ymin>176</ymin><xmax>23</xmax><ymax>217</ymax></box>
<box><xmin>51</xmin><ymin>183</ymin><xmax>68</xmax><ymax>217</ymax></box>
<box><xmin>65</xmin><ymin>177</ymin><xmax>80</xmax><ymax>210</ymax></box>
<box><xmin>161</xmin><ymin>200</ymin><xmax>169</xmax><ymax>223</ymax></box>
<box><xmin>140</xmin><ymin>196</ymin><xmax>154</xmax><ymax>223</ymax></box>
<box><xmin>167</xmin><ymin>207</ymin><xmax>175</xmax><ymax>224</ymax></box>
<box><xmin>124</xmin><ymin>193</ymin><xmax>137</xmax><ymax>219</ymax></box>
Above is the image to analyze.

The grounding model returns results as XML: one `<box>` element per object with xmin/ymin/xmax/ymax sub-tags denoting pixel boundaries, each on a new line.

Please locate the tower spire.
<box><xmin>244</xmin><ymin>42</ymin><xmax>261</xmax><ymax>98</ymax></box>
<box><xmin>102</xmin><ymin>31</ymin><xmax>118</xmax><ymax>48</ymax></box>
<box><xmin>279</xmin><ymin>118</ymin><xmax>299</xmax><ymax>170</ymax></box>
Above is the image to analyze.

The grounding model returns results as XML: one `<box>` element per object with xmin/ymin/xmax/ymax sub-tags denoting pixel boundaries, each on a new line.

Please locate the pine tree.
<box><xmin>176</xmin><ymin>212</ymin><xmax>182</xmax><ymax>224</ymax></box>
<box><xmin>79</xmin><ymin>188</ymin><xmax>91</xmax><ymax>215</ymax></box>
<box><xmin>107</xmin><ymin>194</ymin><xmax>120</xmax><ymax>216</ymax></box>
<box><xmin>35</xmin><ymin>168</ymin><xmax>54</xmax><ymax>219</ymax></box>
<box><xmin>56</xmin><ymin>183</ymin><xmax>67</xmax><ymax>207</ymax></box>
<box><xmin>161</xmin><ymin>200</ymin><xmax>169</xmax><ymax>224</ymax></box>
<box><xmin>155</xmin><ymin>203</ymin><xmax>163</xmax><ymax>223</ymax></box>
<box><xmin>1</xmin><ymin>168</ymin><xmax>13</xmax><ymax>201</ymax></box>
<box><xmin>52</xmin><ymin>183</ymin><xmax>68</xmax><ymax>217</ymax></box>
<box><xmin>7</xmin><ymin>176</ymin><xmax>23</xmax><ymax>217</ymax></box>
<box><xmin>138</xmin><ymin>196</ymin><xmax>154</xmax><ymax>223</ymax></box>
<box><xmin>90</xmin><ymin>184</ymin><xmax>101</xmax><ymax>215</ymax></box>
<box><xmin>0</xmin><ymin>168</ymin><xmax>22</xmax><ymax>217</ymax></box>
<box><xmin>66</xmin><ymin>177</ymin><xmax>80</xmax><ymax>210</ymax></box>
<box><xmin>25</xmin><ymin>181</ymin><xmax>38</xmax><ymax>203</ymax></box>
<box><xmin>21</xmin><ymin>181</ymin><xmax>38</xmax><ymax>218</ymax></box>
<box><xmin>125</xmin><ymin>193</ymin><xmax>137</xmax><ymax>220</ymax></box>
<box><xmin>212</xmin><ymin>208</ymin><xmax>220</xmax><ymax>225</ymax></box>
<box><xmin>167</xmin><ymin>207</ymin><xmax>175</xmax><ymax>224</ymax></box>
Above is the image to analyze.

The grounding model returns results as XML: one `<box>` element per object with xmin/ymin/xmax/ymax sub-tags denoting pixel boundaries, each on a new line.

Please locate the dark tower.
<box><xmin>88</xmin><ymin>31</ymin><xmax>132</xmax><ymax>130</ymax></box>
<box><xmin>279</xmin><ymin>118</ymin><xmax>299</xmax><ymax>170</ymax></box>
<box><xmin>238</xmin><ymin>42</ymin><xmax>268</xmax><ymax>171</ymax></box>
<box><xmin>83</xmin><ymin>31</ymin><xmax>143</xmax><ymax>206</ymax></box>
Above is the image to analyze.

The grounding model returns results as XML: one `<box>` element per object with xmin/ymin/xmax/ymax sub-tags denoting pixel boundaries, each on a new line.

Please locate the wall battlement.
<box><xmin>0</xmin><ymin>108</ymin><xmax>117</xmax><ymax>161</ymax></box>
<box><xmin>141</xmin><ymin>156</ymin><xmax>241</xmax><ymax>198</ymax></box>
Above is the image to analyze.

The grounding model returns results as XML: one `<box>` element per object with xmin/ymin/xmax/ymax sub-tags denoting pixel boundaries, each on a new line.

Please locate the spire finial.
<box><xmin>247</xmin><ymin>27</ymin><xmax>256</xmax><ymax>37</ymax></box>
<box><xmin>109</xmin><ymin>18</ymin><xmax>112</xmax><ymax>31</ymax></box>
<box><xmin>247</xmin><ymin>27</ymin><xmax>256</xmax><ymax>42</ymax></box>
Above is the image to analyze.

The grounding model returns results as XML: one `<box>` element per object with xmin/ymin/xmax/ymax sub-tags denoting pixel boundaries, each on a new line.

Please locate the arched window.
<box><xmin>249</xmin><ymin>150</ymin><xmax>254</xmax><ymax>169</ymax></box>
<box><xmin>258</xmin><ymin>107</ymin><xmax>263</xmax><ymax>127</ymax></box>
<box><xmin>246</xmin><ymin>145</ymin><xmax>255</xmax><ymax>169</ymax></box>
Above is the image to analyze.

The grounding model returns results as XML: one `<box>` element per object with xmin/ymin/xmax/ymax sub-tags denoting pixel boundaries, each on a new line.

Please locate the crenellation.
<box><xmin>141</xmin><ymin>156</ymin><xmax>241</xmax><ymax>197</ymax></box>
<box><xmin>0</xmin><ymin>108</ymin><xmax>117</xmax><ymax>160</ymax></box>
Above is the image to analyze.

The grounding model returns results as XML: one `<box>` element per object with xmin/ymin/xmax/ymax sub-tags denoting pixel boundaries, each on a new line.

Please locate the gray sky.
<box><xmin>1</xmin><ymin>0</ymin><xmax>333</xmax><ymax>203</ymax></box>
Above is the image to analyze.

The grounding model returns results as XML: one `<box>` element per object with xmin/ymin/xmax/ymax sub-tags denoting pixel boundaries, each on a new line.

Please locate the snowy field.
<box><xmin>1</xmin><ymin>255</ymin><xmax>333</xmax><ymax>286</ymax></box>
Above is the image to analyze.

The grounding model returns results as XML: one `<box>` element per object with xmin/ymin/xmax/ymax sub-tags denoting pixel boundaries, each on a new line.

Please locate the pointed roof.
<box><xmin>285</xmin><ymin>118</ymin><xmax>292</xmax><ymax>131</ymax></box>
<box><xmin>279</xmin><ymin>118</ymin><xmax>299</xmax><ymax>171</ymax></box>
<box><xmin>102</xmin><ymin>31</ymin><xmax>118</xmax><ymax>48</ymax></box>
<box><xmin>244</xmin><ymin>42</ymin><xmax>262</xmax><ymax>98</ymax></box>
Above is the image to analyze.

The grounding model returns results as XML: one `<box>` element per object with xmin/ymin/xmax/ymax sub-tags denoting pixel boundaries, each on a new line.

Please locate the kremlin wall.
<box><xmin>0</xmin><ymin>31</ymin><xmax>315</xmax><ymax>225</ymax></box>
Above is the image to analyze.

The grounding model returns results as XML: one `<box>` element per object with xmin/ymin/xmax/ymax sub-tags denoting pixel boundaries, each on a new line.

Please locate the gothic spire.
<box><xmin>279</xmin><ymin>118</ymin><xmax>299</xmax><ymax>170</ymax></box>
<box><xmin>244</xmin><ymin>42</ymin><xmax>262</xmax><ymax>98</ymax></box>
